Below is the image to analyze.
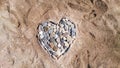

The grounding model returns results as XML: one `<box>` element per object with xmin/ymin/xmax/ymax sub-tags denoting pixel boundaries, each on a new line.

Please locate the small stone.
<box><xmin>62</xmin><ymin>18</ymin><xmax>66</xmax><ymax>22</ymax></box>
<box><xmin>58</xmin><ymin>43</ymin><xmax>61</xmax><ymax>48</ymax></box>
<box><xmin>60</xmin><ymin>24</ymin><xmax>64</xmax><ymax>27</ymax></box>
<box><xmin>64</xmin><ymin>24</ymin><xmax>68</xmax><ymax>31</ymax></box>
<box><xmin>55</xmin><ymin>34</ymin><xmax>58</xmax><ymax>39</ymax></box>
<box><xmin>64</xmin><ymin>42</ymin><xmax>69</xmax><ymax>47</ymax></box>
<box><xmin>43</xmin><ymin>26</ymin><xmax>49</xmax><ymax>32</ymax></box>
<box><xmin>54</xmin><ymin>28</ymin><xmax>56</xmax><ymax>32</ymax></box>
<box><xmin>56</xmin><ymin>31</ymin><xmax>60</xmax><ymax>36</ymax></box>
<box><xmin>70</xmin><ymin>28</ymin><xmax>76</xmax><ymax>37</ymax></box>
<box><xmin>67</xmin><ymin>36</ymin><xmax>73</xmax><ymax>43</ymax></box>
<box><xmin>60</xmin><ymin>38</ymin><xmax>65</xmax><ymax>46</ymax></box>
<box><xmin>48</xmin><ymin>23</ymin><xmax>51</xmax><ymax>26</ymax></box>
<box><xmin>53</xmin><ymin>46</ymin><xmax>58</xmax><ymax>51</ymax></box>
<box><xmin>56</xmin><ymin>48</ymin><xmax>62</xmax><ymax>56</ymax></box>
<box><xmin>62</xmin><ymin>30</ymin><xmax>66</xmax><ymax>33</ymax></box>
<box><xmin>49</xmin><ymin>42</ymin><xmax>54</xmax><ymax>49</ymax></box>
<box><xmin>71</xmin><ymin>25</ymin><xmax>75</xmax><ymax>29</ymax></box>
<box><xmin>56</xmin><ymin>38</ymin><xmax>60</xmax><ymax>43</ymax></box>
<box><xmin>53</xmin><ymin>40</ymin><xmax>57</xmax><ymax>46</ymax></box>
<box><xmin>56</xmin><ymin>25</ymin><xmax>59</xmax><ymax>29</ymax></box>
<box><xmin>39</xmin><ymin>31</ymin><xmax>44</xmax><ymax>39</ymax></box>
<box><xmin>62</xmin><ymin>32</ymin><xmax>69</xmax><ymax>37</ymax></box>
<box><xmin>63</xmin><ymin>37</ymin><xmax>67</xmax><ymax>40</ymax></box>
<box><xmin>48</xmin><ymin>29</ymin><xmax>53</xmax><ymax>34</ymax></box>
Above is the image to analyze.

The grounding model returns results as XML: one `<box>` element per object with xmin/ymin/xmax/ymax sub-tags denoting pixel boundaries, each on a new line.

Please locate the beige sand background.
<box><xmin>0</xmin><ymin>0</ymin><xmax>120</xmax><ymax>68</ymax></box>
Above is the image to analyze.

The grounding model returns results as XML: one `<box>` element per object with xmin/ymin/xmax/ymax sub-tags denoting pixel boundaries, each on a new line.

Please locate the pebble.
<box><xmin>58</xmin><ymin>43</ymin><xmax>61</xmax><ymax>48</ymax></box>
<box><xmin>64</xmin><ymin>42</ymin><xmax>69</xmax><ymax>47</ymax></box>
<box><xmin>48</xmin><ymin>23</ymin><xmax>51</xmax><ymax>26</ymax></box>
<box><xmin>67</xmin><ymin>36</ymin><xmax>73</xmax><ymax>44</ymax></box>
<box><xmin>54</xmin><ymin>28</ymin><xmax>56</xmax><ymax>32</ymax></box>
<box><xmin>49</xmin><ymin>42</ymin><xmax>54</xmax><ymax>49</ymax></box>
<box><xmin>53</xmin><ymin>46</ymin><xmax>58</xmax><ymax>51</ymax></box>
<box><xmin>56</xmin><ymin>38</ymin><xmax>60</xmax><ymax>43</ymax></box>
<box><xmin>39</xmin><ymin>31</ymin><xmax>44</xmax><ymax>39</ymax></box>
<box><xmin>70</xmin><ymin>28</ymin><xmax>76</xmax><ymax>37</ymax></box>
<box><xmin>60</xmin><ymin>24</ymin><xmax>64</xmax><ymax>28</ymax></box>
<box><xmin>64</xmin><ymin>24</ymin><xmax>68</xmax><ymax>31</ymax></box>
<box><xmin>55</xmin><ymin>34</ymin><xmax>58</xmax><ymax>38</ymax></box>
<box><xmin>63</xmin><ymin>37</ymin><xmax>67</xmax><ymax>40</ymax></box>
<box><xmin>62</xmin><ymin>32</ymin><xmax>69</xmax><ymax>37</ymax></box>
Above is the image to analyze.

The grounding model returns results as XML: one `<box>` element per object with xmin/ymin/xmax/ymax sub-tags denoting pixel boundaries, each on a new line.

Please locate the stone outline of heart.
<box><xmin>37</xmin><ymin>17</ymin><xmax>76</xmax><ymax>59</ymax></box>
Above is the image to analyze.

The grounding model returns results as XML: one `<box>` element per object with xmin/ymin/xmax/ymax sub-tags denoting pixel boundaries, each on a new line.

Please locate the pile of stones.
<box><xmin>37</xmin><ymin>17</ymin><xmax>76</xmax><ymax>59</ymax></box>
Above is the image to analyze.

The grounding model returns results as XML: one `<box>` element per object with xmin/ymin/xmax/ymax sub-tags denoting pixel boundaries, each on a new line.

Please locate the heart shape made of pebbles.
<box><xmin>37</xmin><ymin>17</ymin><xmax>76</xmax><ymax>59</ymax></box>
